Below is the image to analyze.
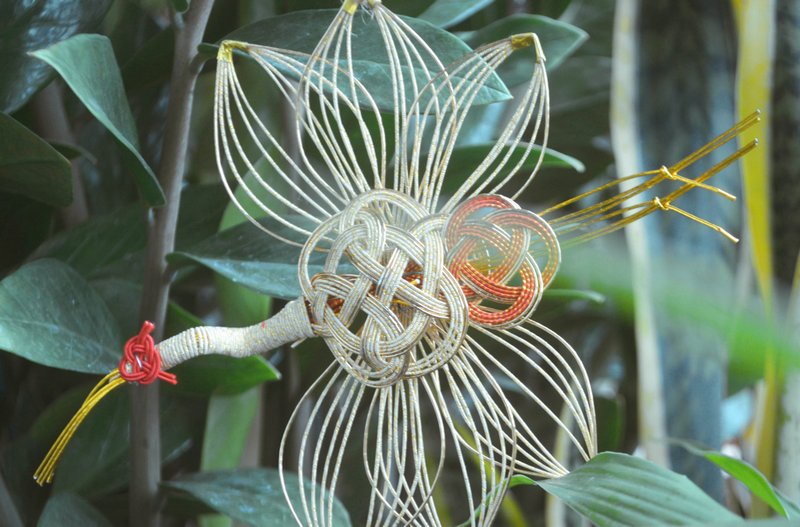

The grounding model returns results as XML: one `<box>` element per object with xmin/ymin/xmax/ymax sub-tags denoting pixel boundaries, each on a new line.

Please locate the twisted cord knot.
<box><xmin>445</xmin><ymin>194</ymin><xmax>560</xmax><ymax>328</ymax></box>
<box><xmin>299</xmin><ymin>190</ymin><xmax>560</xmax><ymax>387</ymax></box>
<box><xmin>119</xmin><ymin>322</ymin><xmax>178</xmax><ymax>385</ymax></box>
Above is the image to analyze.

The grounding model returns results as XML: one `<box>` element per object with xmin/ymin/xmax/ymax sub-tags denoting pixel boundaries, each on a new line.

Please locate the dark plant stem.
<box><xmin>32</xmin><ymin>82</ymin><xmax>89</xmax><ymax>228</ymax></box>
<box><xmin>0</xmin><ymin>472</ymin><xmax>23</xmax><ymax>527</ymax></box>
<box><xmin>132</xmin><ymin>1</ymin><xmax>214</xmax><ymax>526</ymax></box>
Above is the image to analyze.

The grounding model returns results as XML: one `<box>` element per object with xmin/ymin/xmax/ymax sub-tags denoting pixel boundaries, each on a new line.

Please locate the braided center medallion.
<box><xmin>300</xmin><ymin>190</ymin><xmax>467</xmax><ymax>387</ymax></box>
<box><xmin>299</xmin><ymin>190</ymin><xmax>560</xmax><ymax>387</ymax></box>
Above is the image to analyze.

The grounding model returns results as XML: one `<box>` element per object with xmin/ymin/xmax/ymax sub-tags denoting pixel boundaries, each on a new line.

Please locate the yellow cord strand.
<box><xmin>33</xmin><ymin>369</ymin><xmax>126</xmax><ymax>486</ymax></box>
<box><xmin>540</xmin><ymin>112</ymin><xmax>759</xmax><ymax>246</ymax></box>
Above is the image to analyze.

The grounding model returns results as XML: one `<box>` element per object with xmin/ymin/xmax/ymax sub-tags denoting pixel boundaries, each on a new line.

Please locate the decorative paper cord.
<box><xmin>35</xmin><ymin>1</ymin><xmax>759</xmax><ymax>525</ymax></box>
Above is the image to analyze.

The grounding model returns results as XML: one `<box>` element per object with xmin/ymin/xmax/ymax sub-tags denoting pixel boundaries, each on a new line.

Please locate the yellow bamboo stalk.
<box><xmin>732</xmin><ymin>0</ymin><xmax>778</xmax><ymax>516</ymax></box>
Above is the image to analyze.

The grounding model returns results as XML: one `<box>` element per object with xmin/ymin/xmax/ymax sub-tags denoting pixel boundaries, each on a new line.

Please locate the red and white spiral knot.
<box><xmin>445</xmin><ymin>194</ymin><xmax>560</xmax><ymax>328</ymax></box>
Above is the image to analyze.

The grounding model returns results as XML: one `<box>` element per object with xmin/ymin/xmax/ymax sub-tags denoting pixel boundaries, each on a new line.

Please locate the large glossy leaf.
<box><xmin>89</xmin><ymin>277</ymin><xmax>212</xmax><ymax>340</ymax></box>
<box><xmin>716</xmin><ymin>522</ymin><xmax>800</xmax><ymax>527</ymax></box>
<box><xmin>215</xmin><ymin>169</ymin><xmax>275</xmax><ymax>327</ymax></box>
<box><xmin>202</xmin><ymin>10</ymin><xmax>510</xmax><ymax>110</ymax></box>
<box><xmin>170</xmin><ymin>355</ymin><xmax>280</xmax><ymax>396</ymax></box>
<box><xmin>30</xmin><ymin>184</ymin><xmax>229</xmax><ymax>279</ymax></box>
<box><xmin>440</xmin><ymin>143</ymin><xmax>584</xmax><ymax>194</ymax></box>
<box><xmin>163</xmin><ymin>468</ymin><xmax>351</xmax><ymax>527</ymax></box>
<box><xmin>31</xmin><ymin>206</ymin><xmax>144</xmax><ymax>276</ymax></box>
<box><xmin>169</xmin><ymin>218</ymin><xmax>327</xmax><ymax>300</ymax></box>
<box><xmin>31</xmin><ymin>34</ymin><xmax>164</xmax><ymax>206</ymax></box>
<box><xmin>0</xmin><ymin>113</ymin><xmax>71</xmax><ymax>207</ymax></box>
<box><xmin>538</xmin><ymin>452</ymin><xmax>740</xmax><ymax>526</ymax></box>
<box><xmin>0</xmin><ymin>259</ymin><xmax>120</xmax><ymax>374</ymax></box>
<box><xmin>676</xmin><ymin>441</ymin><xmax>800</xmax><ymax>519</ymax></box>
<box><xmin>38</xmin><ymin>492</ymin><xmax>112</xmax><ymax>527</ymax></box>
<box><xmin>0</xmin><ymin>0</ymin><xmax>110</xmax><ymax>113</ymax></box>
<box><xmin>418</xmin><ymin>0</ymin><xmax>493</xmax><ymax>28</ymax></box>
<box><xmin>466</xmin><ymin>15</ymin><xmax>587</xmax><ymax>82</ymax></box>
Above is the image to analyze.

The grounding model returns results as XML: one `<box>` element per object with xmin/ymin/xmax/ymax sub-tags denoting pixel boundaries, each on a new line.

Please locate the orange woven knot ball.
<box><xmin>445</xmin><ymin>194</ymin><xmax>560</xmax><ymax>329</ymax></box>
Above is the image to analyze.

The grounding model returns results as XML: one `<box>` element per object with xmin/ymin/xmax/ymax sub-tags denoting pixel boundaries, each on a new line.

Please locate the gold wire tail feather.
<box><xmin>33</xmin><ymin>370</ymin><xmax>126</xmax><ymax>485</ymax></box>
<box><xmin>541</xmin><ymin>111</ymin><xmax>760</xmax><ymax>246</ymax></box>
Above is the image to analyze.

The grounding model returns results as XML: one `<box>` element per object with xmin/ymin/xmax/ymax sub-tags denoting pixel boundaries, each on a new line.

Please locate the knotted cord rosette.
<box><xmin>299</xmin><ymin>189</ymin><xmax>469</xmax><ymax>388</ymax></box>
<box><xmin>119</xmin><ymin>321</ymin><xmax>177</xmax><ymax>385</ymax></box>
<box><xmin>445</xmin><ymin>194</ymin><xmax>560</xmax><ymax>329</ymax></box>
<box><xmin>298</xmin><ymin>190</ymin><xmax>562</xmax><ymax>389</ymax></box>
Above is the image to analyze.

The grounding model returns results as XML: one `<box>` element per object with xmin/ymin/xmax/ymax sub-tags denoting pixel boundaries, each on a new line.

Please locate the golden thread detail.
<box><xmin>33</xmin><ymin>370</ymin><xmax>126</xmax><ymax>485</ymax></box>
<box><xmin>218</xmin><ymin>40</ymin><xmax>249</xmax><ymax>63</ymax></box>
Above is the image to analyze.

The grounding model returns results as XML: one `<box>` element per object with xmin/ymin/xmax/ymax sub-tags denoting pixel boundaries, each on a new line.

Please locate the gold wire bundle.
<box><xmin>33</xmin><ymin>370</ymin><xmax>126</xmax><ymax>485</ymax></box>
<box><xmin>542</xmin><ymin>111</ymin><xmax>760</xmax><ymax>246</ymax></box>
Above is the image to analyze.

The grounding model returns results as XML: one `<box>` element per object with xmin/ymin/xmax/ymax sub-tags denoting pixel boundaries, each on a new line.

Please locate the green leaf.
<box><xmin>216</xmin><ymin>170</ymin><xmax>275</xmax><ymax>326</ymax></box>
<box><xmin>466</xmin><ymin>15</ymin><xmax>588</xmax><ymax>83</ymax></box>
<box><xmin>538</xmin><ymin>452</ymin><xmax>741</xmax><ymax>526</ymax></box>
<box><xmin>594</xmin><ymin>396</ymin><xmax>625</xmax><ymax>452</ymax></box>
<box><xmin>0</xmin><ymin>0</ymin><xmax>111</xmax><ymax>113</ymax></box>
<box><xmin>716</xmin><ymin>522</ymin><xmax>800</xmax><ymax>527</ymax></box>
<box><xmin>202</xmin><ymin>10</ymin><xmax>510</xmax><ymax>110</ymax></box>
<box><xmin>0</xmin><ymin>113</ymin><xmax>71</xmax><ymax>207</ymax></box>
<box><xmin>31</xmin><ymin>184</ymin><xmax>229</xmax><ymax>279</ymax></box>
<box><xmin>32</xmin><ymin>206</ymin><xmax>145</xmax><ymax>277</ymax></box>
<box><xmin>169</xmin><ymin>217</ymin><xmax>326</xmax><ymax>300</ymax></box>
<box><xmin>31</xmin><ymin>34</ymin><xmax>164</xmax><ymax>206</ymax></box>
<box><xmin>170</xmin><ymin>355</ymin><xmax>280</xmax><ymax>396</ymax></box>
<box><xmin>89</xmin><ymin>277</ymin><xmax>206</xmax><ymax>339</ymax></box>
<box><xmin>675</xmin><ymin>441</ymin><xmax>800</xmax><ymax>518</ymax></box>
<box><xmin>38</xmin><ymin>492</ymin><xmax>112</xmax><ymax>527</ymax></box>
<box><xmin>201</xmin><ymin>388</ymin><xmax>260</xmax><ymax>471</ymax></box>
<box><xmin>418</xmin><ymin>0</ymin><xmax>493</xmax><ymax>28</ymax></box>
<box><xmin>440</xmin><ymin>143</ymin><xmax>584</xmax><ymax>194</ymax></box>
<box><xmin>49</xmin><ymin>140</ymin><xmax>98</xmax><ymax>164</ymax></box>
<box><xmin>0</xmin><ymin>259</ymin><xmax>120</xmax><ymax>374</ymax></box>
<box><xmin>163</xmin><ymin>468</ymin><xmax>352</xmax><ymax>527</ymax></box>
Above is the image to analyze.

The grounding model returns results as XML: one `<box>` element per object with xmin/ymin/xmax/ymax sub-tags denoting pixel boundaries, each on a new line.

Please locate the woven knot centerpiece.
<box><xmin>299</xmin><ymin>190</ymin><xmax>561</xmax><ymax>387</ymax></box>
<box><xmin>446</xmin><ymin>194</ymin><xmax>560</xmax><ymax>328</ymax></box>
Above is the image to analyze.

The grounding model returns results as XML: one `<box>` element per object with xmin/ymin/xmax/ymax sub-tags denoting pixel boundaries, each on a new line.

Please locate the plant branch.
<box><xmin>132</xmin><ymin>1</ymin><xmax>214</xmax><ymax>526</ymax></box>
<box><xmin>32</xmin><ymin>82</ymin><xmax>89</xmax><ymax>227</ymax></box>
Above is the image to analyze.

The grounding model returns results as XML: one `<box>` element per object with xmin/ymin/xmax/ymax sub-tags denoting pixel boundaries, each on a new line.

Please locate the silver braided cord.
<box><xmin>158</xmin><ymin>298</ymin><xmax>314</xmax><ymax>369</ymax></box>
<box><xmin>206</xmin><ymin>2</ymin><xmax>598</xmax><ymax>525</ymax></box>
<box><xmin>299</xmin><ymin>189</ymin><xmax>469</xmax><ymax>388</ymax></box>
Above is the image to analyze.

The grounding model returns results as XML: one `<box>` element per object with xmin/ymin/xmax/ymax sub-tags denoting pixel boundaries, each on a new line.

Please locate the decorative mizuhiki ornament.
<box><xmin>35</xmin><ymin>0</ymin><xmax>758</xmax><ymax>525</ymax></box>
